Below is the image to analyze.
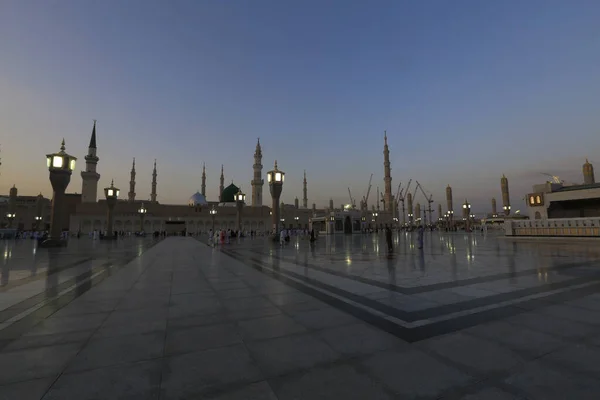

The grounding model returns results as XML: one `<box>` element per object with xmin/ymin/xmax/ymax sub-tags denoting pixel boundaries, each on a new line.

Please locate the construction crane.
<box><xmin>347</xmin><ymin>188</ymin><xmax>356</xmax><ymax>209</ymax></box>
<box><xmin>397</xmin><ymin>179</ymin><xmax>412</xmax><ymax>225</ymax></box>
<box><xmin>393</xmin><ymin>182</ymin><xmax>402</xmax><ymax>222</ymax></box>
<box><xmin>361</xmin><ymin>174</ymin><xmax>373</xmax><ymax>211</ymax></box>
<box><xmin>416</xmin><ymin>181</ymin><xmax>434</xmax><ymax>226</ymax></box>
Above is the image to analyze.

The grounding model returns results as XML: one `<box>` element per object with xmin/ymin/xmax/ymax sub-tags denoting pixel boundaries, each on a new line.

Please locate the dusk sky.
<box><xmin>1</xmin><ymin>0</ymin><xmax>600</xmax><ymax>215</ymax></box>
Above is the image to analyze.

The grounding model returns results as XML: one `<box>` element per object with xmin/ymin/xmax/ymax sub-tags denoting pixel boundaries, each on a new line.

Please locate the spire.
<box><xmin>89</xmin><ymin>120</ymin><xmax>97</xmax><ymax>149</ymax></box>
<box><xmin>151</xmin><ymin>159</ymin><xmax>157</xmax><ymax>203</ymax></box>
<box><xmin>251</xmin><ymin>141</ymin><xmax>264</xmax><ymax>207</ymax></box>
<box><xmin>60</xmin><ymin>138</ymin><xmax>66</xmax><ymax>152</ymax></box>
<box><xmin>128</xmin><ymin>157</ymin><xmax>136</xmax><ymax>202</ymax></box>
<box><xmin>302</xmin><ymin>169</ymin><xmax>308</xmax><ymax>209</ymax></box>
<box><xmin>384</xmin><ymin>130</ymin><xmax>387</xmax><ymax>146</ymax></box>
<box><xmin>219</xmin><ymin>164</ymin><xmax>225</xmax><ymax>202</ymax></box>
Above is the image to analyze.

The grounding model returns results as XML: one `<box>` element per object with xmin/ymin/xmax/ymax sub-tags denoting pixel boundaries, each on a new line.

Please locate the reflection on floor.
<box><xmin>0</xmin><ymin>234</ymin><xmax>599</xmax><ymax>399</ymax></box>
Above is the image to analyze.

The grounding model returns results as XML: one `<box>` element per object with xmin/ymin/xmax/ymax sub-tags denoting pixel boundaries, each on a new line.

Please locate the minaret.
<box><xmin>302</xmin><ymin>170</ymin><xmax>308</xmax><ymax>208</ymax></box>
<box><xmin>446</xmin><ymin>185</ymin><xmax>454</xmax><ymax>228</ymax></box>
<box><xmin>329</xmin><ymin>198</ymin><xmax>334</xmax><ymax>211</ymax></box>
<box><xmin>219</xmin><ymin>165</ymin><xmax>225</xmax><ymax>202</ymax></box>
<box><xmin>201</xmin><ymin>163</ymin><xmax>207</xmax><ymax>196</ymax></box>
<box><xmin>438</xmin><ymin>203</ymin><xmax>442</xmax><ymax>221</ymax></box>
<box><xmin>491</xmin><ymin>198</ymin><xmax>497</xmax><ymax>216</ymax></box>
<box><xmin>150</xmin><ymin>159</ymin><xmax>157</xmax><ymax>203</ymax></box>
<box><xmin>81</xmin><ymin>120</ymin><xmax>100</xmax><ymax>203</ymax></box>
<box><xmin>8</xmin><ymin>185</ymin><xmax>17</xmax><ymax>214</ymax></box>
<box><xmin>294</xmin><ymin>197</ymin><xmax>299</xmax><ymax>209</ymax></box>
<box><xmin>583</xmin><ymin>159</ymin><xmax>595</xmax><ymax>185</ymax></box>
<box><xmin>128</xmin><ymin>158</ymin><xmax>136</xmax><ymax>202</ymax></box>
<box><xmin>312</xmin><ymin>203</ymin><xmax>316</xmax><ymax>213</ymax></box>
<box><xmin>383</xmin><ymin>131</ymin><xmax>393</xmax><ymax>212</ymax></box>
<box><xmin>415</xmin><ymin>203</ymin><xmax>421</xmax><ymax>221</ymax></box>
<box><xmin>501</xmin><ymin>174</ymin><xmax>511</xmax><ymax>215</ymax></box>
<box><xmin>251</xmin><ymin>138</ymin><xmax>264</xmax><ymax>206</ymax></box>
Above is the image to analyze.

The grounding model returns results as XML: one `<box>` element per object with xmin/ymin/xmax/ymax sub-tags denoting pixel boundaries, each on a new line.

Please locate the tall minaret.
<box><xmin>302</xmin><ymin>170</ymin><xmax>308</xmax><ymax>209</ymax></box>
<box><xmin>219</xmin><ymin>165</ymin><xmax>225</xmax><ymax>202</ymax></box>
<box><xmin>491</xmin><ymin>198</ymin><xmax>497</xmax><ymax>216</ymax></box>
<box><xmin>446</xmin><ymin>185</ymin><xmax>454</xmax><ymax>227</ymax></box>
<box><xmin>294</xmin><ymin>197</ymin><xmax>299</xmax><ymax>209</ymax></box>
<box><xmin>329</xmin><ymin>198</ymin><xmax>334</xmax><ymax>211</ymax></box>
<box><xmin>150</xmin><ymin>159</ymin><xmax>157</xmax><ymax>203</ymax></box>
<box><xmin>128</xmin><ymin>158</ymin><xmax>136</xmax><ymax>202</ymax></box>
<box><xmin>251</xmin><ymin>138</ymin><xmax>263</xmax><ymax>206</ymax></box>
<box><xmin>383</xmin><ymin>131</ymin><xmax>393</xmax><ymax>212</ymax></box>
<box><xmin>415</xmin><ymin>202</ymin><xmax>421</xmax><ymax>221</ymax></box>
<box><xmin>438</xmin><ymin>203</ymin><xmax>442</xmax><ymax>221</ymax></box>
<box><xmin>583</xmin><ymin>159</ymin><xmax>595</xmax><ymax>185</ymax></box>
<box><xmin>201</xmin><ymin>163</ymin><xmax>207</xmax><ymax>196</ymax></box>
<box><xmin>406</xmin><ymin>192</ymin><xmax>413</xmax><ymax>222</ymax></box>
<box><xmin>81</xmin><ymin>120</ymin><xmax>100</xmax><ymax>203</ymax></box>
<box><xmin>501</xmin><ymin>174</ymin><xmax>510</xmax><ymax>215</ymax></box>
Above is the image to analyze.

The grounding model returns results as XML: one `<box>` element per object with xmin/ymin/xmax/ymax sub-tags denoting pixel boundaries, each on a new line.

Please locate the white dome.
<box><xmin>188</xmin><ymin>192</ymin><xmax>208</xmax><ymax>206</ymax></box>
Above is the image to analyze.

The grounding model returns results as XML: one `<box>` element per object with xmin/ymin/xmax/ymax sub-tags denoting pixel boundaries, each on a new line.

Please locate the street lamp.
<box><xmin>6</xmin><ymin>213</ymin><xmax>15</xmax><ymax>228</ymax></box>
<box><xmin>235</xmin><ymin>190</ymin><xmax>246</xmax><ymax>233</ymax></box>
<box><xmin>294</xmin><ymin>216</ymin><xmax>299</xmax><ymax>228</ymax></box>
<box><xmin>41</xmin><ymin>139</ymin><xmax>77</xmax><ymax>247</ymax></box>
<box><xmin>34</xmin><ymin>215</ymin><xmax>43</xmax><ymax>231</ymax></box>
<box><xmin>267</xmin><ymin>160</ymin><xmax>285</xmax><ymax>234</ymax></box>
<box><xmin>210</xmin><ymin>205</ymin><xmax>217</xmax><ymax>232</ymax></box>
<box><xmin>462</xmin><ymin>200</ymin><xmax>471</xmax><ymax>232</ymax></box>
<box><xmin>503</xmin><ymin>205</ymin><xmax>511</xmax><ymax>215</ymax></box>
<box><xmin>138</xmin><ymin>202</ymin><xmax>147</xmax><ymax>234</ymax></box>
<box><xmin>103</xmin><ymin>180</ymin><xmax>120</xmax><ymax>239</ymax></box>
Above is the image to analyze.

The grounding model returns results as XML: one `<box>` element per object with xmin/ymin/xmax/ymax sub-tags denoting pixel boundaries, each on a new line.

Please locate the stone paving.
<box><xmin>0</xmin><ymin>233</ymin><xmax>600</xmax><ymax>399</ymax></box>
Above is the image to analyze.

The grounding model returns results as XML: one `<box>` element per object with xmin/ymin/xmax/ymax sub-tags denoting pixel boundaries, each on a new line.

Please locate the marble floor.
<box><xmin>1</xmin><ymin>233</ymin><xmax>600</xmax><ymax>399</ymax></box>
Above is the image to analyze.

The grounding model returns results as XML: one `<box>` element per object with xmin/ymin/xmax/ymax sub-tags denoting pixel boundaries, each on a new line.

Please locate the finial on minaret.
<box><xmin>274</xmin><ymin>160</ymin><xmax>278</xmax><ymax>170</ymax></box>
<box><xmin>221</xmin><ymin>164</ymin><xmax>224</xmax><ymax>174</ymax></box>
<box><xmin>153</xmin><ymin>159</ymin><xmax>157</xmax><ymax>169</ymax></box>
<box><xmin>111</xmin><ymin>179</ymin><xmax>114</xmax><ymax>186</ymax></box>
<box><xmin>60</xmin><ymin>138</ymin><xmax>66</xmax><ymax>152</ymax></box>
<box><xmin>132</xmin><ymin>157</ymin><xmax>135</xmax><ymax>169</ymax></box>
<box><xmin>89</xmin><ymin>120</ymin><xmax>97</xmax><ymax>149</ymax></box>
<box><xmin>384</xmin><ymin>130</ymin><xmax>387</xmax><ymax>145</ymax></box>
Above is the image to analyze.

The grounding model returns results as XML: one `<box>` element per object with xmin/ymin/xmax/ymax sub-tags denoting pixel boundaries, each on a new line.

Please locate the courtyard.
<box><xmin>0</xmin><ymin>233</ymin><xmax>599</xmax><ymax>399</ymax></box>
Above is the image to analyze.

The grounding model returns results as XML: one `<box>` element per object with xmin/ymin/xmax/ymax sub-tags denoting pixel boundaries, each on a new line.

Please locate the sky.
<box><xmin>1</xmin><ymin>0</ymin><xmax>600</xmax><ymax>215</ymax></box>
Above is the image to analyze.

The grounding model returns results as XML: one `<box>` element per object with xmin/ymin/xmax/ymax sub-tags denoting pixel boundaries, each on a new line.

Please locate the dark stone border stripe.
<box><xmin>223</xmin><ymin>248</ymin><xmax>600</xmax><ymax>342</ymax></box>
<box><xmin>0</xmin><ymin>257</ymin><xmax>94</xmax><ymax>292</ymax></box>
<box><xmin>0</xmin><ymin>239</ymin><xmax>162</xmax><ymax>349</ymax></box>
<box><xmin>241</xmin><ymin>253</ymin><xmax>600</xmax><ymax>322</ymax></box>
<box><xmin>253</xmin><ymin>247</ymin><xmax>597</xmax><ymax>295</ymax></box>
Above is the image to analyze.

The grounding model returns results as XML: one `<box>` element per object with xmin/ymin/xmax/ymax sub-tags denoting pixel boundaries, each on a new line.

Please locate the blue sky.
<box><xmin>1</xmin><ymin>0</ymin><xmax>600</xmax><ymax>215</ymax></box>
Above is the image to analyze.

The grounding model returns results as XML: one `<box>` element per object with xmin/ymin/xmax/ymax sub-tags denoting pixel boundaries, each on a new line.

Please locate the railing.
<box><xmin>504</xmin><ymin>218</ymin><xmax>600</xmax><ymax>237</ymax></box>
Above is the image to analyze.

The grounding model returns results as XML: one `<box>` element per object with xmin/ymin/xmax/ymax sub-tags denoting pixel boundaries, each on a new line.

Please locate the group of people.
<box><xmin>384</xmin><ymin>224</ymin><xmax>424</xmax><ymax>253</ymax></box>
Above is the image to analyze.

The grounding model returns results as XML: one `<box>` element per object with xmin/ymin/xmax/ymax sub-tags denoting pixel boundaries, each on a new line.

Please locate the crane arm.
<box><xmin>364</xmin><ymin>173</ymin><xmax>373</xmax><ymax>205</ymax></box>
<box><xmin>402</xmin><ymin>179</ymin><xmax>412</xmax><ymax>200</ymax></box>
<box><xmin>416</xmin><ymin>180</ymin><xmax>434</xmax><ymax>203</ymax></box>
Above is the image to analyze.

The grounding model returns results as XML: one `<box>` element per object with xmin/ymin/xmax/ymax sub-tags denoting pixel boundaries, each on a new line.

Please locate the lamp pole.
<box><xmin>6</xmin><ymin>213</ymin><xmax>15</xmax><ymax>229</ymax></box>
<box><xmin>137</xmin><ymin>202</ymin><xmax>147</xmax><ymax>234</ymax></box>
<box><xmin>235</xmin><ymin>190</ymin><xmax>246</xmax><ymax>234</ymax></box>
<box><xmin>462</xmin><ymin>200</ymin><xmax>471</xmax><ymax>232</ymax></box>
<box><xmin>294</xmin><ymin>216</ymin><xmax>299</xmax><ymax>228</ymax></box>
<box><xmin>267</xmin><ymin>161</ymin><xmax>285</xmax><ymax>235</ymax></box>
<box><xmin>210</xmin><ymin>205</ymin><xmax>217</xmax><ymax>232</ymax></box>
<box><xmin>41</xmin><ymin>139</ymin><xmax>77</xmax><ymax>247</ymax></box>
<box><xmin>34</xmin><ymin>215</ymin><xmax>42</xmax><ymax>231</ymax></box>
<box><xmin>103</xmin><ymin>180</ymin><xmax>120</xmax><ymax>240</ymax></box>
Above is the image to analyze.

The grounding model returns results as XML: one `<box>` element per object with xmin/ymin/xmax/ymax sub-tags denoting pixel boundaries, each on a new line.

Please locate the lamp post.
<box><xmin>6</xmin><ymin>213</ymin><xmax>15</xmax><ymax>229</ymax></box>
<box><xmin>373</xmin><ymin>212</ymin><xmax>378</xmax><ymax>230</ymax></box>
<box><xmin>503</xmin><ymin>205</ymin><xmax>511</xmax><ymax>215</ymax></box>
<box><xmin>210</xmin><ymin>205</ymin><xmax>217</xmax><ymax>232</ymax></box>
<box><xmin>41</xmin><ymin>139</ymin><xmax>77</xmax><ymax>247</ymax></box>
<box><xmin>34</xmin><ymin>215</ymin><xmax>43</xmax><ymax>231</ymax></box>
<box><xmin>267</xmin><ymin>161</ymin><xmax>285</xmax><ymax>235</ymax></box>
<box><xmin>103</xmin><ymin>180</ymin><xmax>120</xmax><ymax>240</ymax></box>
<box><xmin>138</xmin><ymin>202</ymin><xmax>147</xmax><ymax>234</ymax></box>
<box><xmin>235</xmin><ymin>190</ymin><xmax>246</xmax><ymax>233</ymax></box>
<box><xmin>294</xmin><ymin>216</ymin><xmax>299</xmax><ymax>228</ymax></box>
<box><xmin>462</xmin><ymin>200</ymin><xmax>471</xmax><ymax>232</ymax></box>
<box><xmin>448</xmin><ymin>210</ymin><xmax>454</xmax><ymax>230</ymax></box>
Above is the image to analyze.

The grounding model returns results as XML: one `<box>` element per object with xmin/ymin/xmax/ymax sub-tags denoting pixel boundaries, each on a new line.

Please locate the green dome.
<box><xmin>221</xmin><ymin>183</ymin><xmax>240</xmax><ymax>202</ymax></box>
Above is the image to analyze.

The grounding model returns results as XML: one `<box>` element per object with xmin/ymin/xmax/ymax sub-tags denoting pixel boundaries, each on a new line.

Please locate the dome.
<box><xmin>220</xmin><ymin>183</ymin><xmax>240</xmax><ymax>203</ymax></box>
<box><xmin>188</xmin><ymin>192</ymin><xmax>208</xmax><ymax>206</ymax></box>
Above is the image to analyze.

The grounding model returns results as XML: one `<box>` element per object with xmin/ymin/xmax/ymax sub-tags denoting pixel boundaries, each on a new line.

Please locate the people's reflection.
<box><xmin>451</xmin><ymin>250</ymin><xmax>458</xmax><ymax>280</ymax></box>
<box><xmin>75</xmin><ymin>259</ymin><xmax>93</xmax><ymax>296</ymax></box>
<box><xmin>418</xmin><ymin>247</ymin><xmax>425</xmax><ymax>271</ymax></box>
<box><xmin>508</xmin><ymin>242</ymin><xmax>517</xmax><ymax>284</ymax></box>
<box><xmin>45</xmin><ymin>248</ymin><xmax>60</xmax><ymax>298</ymax></box>
<box><xmin>386</xmin><ymin>252</ymin><xmax>397</xmax><ymax>286</ymax></box>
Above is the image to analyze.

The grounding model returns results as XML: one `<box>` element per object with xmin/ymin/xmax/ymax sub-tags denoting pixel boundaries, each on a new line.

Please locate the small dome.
<box><xmin>221</xmin><ymin>183</ymin><xmax>240</xmax><ymax>203</ymax></box>
<box><xmin>188</xmin><ymin>192</ymin><xmax>208</xmax><ymax>206</ymax></box>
